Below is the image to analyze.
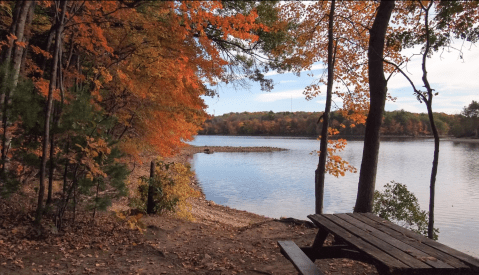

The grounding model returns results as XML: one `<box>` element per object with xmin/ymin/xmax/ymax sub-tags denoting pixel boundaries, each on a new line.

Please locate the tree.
<box><xmin>315</xmin><ymin>0</ymin><xmax>335</xmax><ymax>214</ymax></box>
<box><xmin>461</xmin><ymin>100</ymin><xmax>479</xmax><ymax>138</ymax></box>
<box><xmin>279</xmin><ymin>1</ymin><xmax>384</xmax><ymax>213</ymax></box>
<box><xmin>0</xmin><ymin>0</ymin><xmax>35</xmax><ymax>177</ymax></box>
<box><xmin>36</xmin><ymin>0</ymin><xmax>68</xmax><ymax>224</ymax></box>
<box><xmin>382</xmin><ymin>0</ymin><xmax>479</xmax><ymax>238</ymax></box>
<box><xmin>354</xmin><ymin>0</ymin><xmax>395</xmax><ymax>213</ymax></box>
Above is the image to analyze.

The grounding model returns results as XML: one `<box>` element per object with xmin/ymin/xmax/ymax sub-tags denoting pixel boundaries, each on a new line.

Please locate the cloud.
<box><xmin>386</xmin><ymin>42</ymin><xmax>479</xmax><ymax>114</ymax></box>
<box><xmin>264</xmin><ymin>70</ymin><xmax>281</xmax><ymax>76</ymax></box>
<box><xmin>388</xmin><ymin>43</ymin><xmax>479</xmax><ymax>92</ymax></box>
<box><xmin>279</xmin><ymin>80</ymin><xmax>297</xmax><ymax>84</ymax></box>
<box><xmin>386</xmin><ymin>90</ymin><xmax>478</xmax><ymax>114</ymax></box>
<box><xmin>263</xmin><ymin>62</ymin><xmax>326</xmax><ymax>77</ymax></box>
<box><xmin>255</xmin><ymin>89</ymin><xmax>307</xmax><ymax>102</ymax></box>
<box><xmin>310</xmin><ymin>63</ymin><xmax>326</xmax><ymax>71</ymax></box>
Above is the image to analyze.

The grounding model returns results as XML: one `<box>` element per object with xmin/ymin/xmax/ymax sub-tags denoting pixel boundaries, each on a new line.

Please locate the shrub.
<box><xmin>132</xmin><ymin>159</ymin><xmax>200</xmax><ymax>220</ymax></box>
<box><xmin>373</xmin><ymin>181</ymin><xmax>439</xmax><ymax>240</ymax></box>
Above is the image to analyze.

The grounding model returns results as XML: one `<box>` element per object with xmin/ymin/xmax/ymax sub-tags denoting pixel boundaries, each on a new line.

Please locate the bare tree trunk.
<box><xmin>62</xmin><ymin>141</ymin><xmax>70</xmax><ymax>195</ymax></box>
<box><xmin>354</xmin><ymin>0</ymin><xmax>395</xmax><ymax>213</ymax></box>
<box><xmin>425</xmin><ymin>101</ymin><xmax>439</xmax><ymax>238</ymax></box>
<box><xmin>1</xmin><ymin>0</ymin><xmax>34</xmax><ymax>175</ymax></box>
<box><xmin>147</xmin><ymin>161</ymin><xmax>156</xmax><ymax>214</ymax></box>
<box><xmin>315</xmin><ymin>0</ymin><xmax>335</xmax><ymax>215</ymax></box>
<box><xmin>417</xmin><ymin>0</ymin><xmax>439</xmax><ymax>239</ymax></box>
<box><xmin>36</xmin><ymin>0</ymin><xmax>68</xmax><ymax>225</ymax></box>
<box><xmin>0</xmin><ymin>1</ymin><xmax>22</xmax><ymax>67</ymax></box>
<box><xmin>19</xmin><ymin>2</ymin><xmax>35</xmax><ymax>76</ymax></box>
<box><xmin>46</xmin><ymin>106</ymin><xmax>55</xmax><ymax>207</ymax></box>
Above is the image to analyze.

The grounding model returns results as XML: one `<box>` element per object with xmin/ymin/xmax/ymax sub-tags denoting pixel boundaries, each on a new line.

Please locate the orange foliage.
<box><xmin>30</xmin><ymin>45</ymin><xmax>52</xmax><ymax>59</ymax></box>
<box><xmin>6</xmin><ymin>0</ymin><xmax>268</xmax><ymax>163</ymax></box>
<box><xmin>34</xmin><ymin>78</ymin><xmax>50</xmax><ymax>98</ymax></box>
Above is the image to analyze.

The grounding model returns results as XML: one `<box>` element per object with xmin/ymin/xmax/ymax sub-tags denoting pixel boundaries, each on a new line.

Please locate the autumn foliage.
<box><xmin>199</xmin><ymin>111</ymin><xmax>459</xmax><ymax>137</ymax></box>
<box><xmin>0</xmin><ymin>1</ymin><xmax>284</xmax><ymax>227</ymax></box>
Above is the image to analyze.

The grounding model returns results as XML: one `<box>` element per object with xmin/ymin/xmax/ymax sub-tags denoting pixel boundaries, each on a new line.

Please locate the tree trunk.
<box><xmin>1</xmin><ymin>0</ymin><xmax>34</xmax><ymax>175</ymax></box>
<box><xmin>147</xmin><ymin>161</ymin><xmax>156</xmax><ymax>214</ymax></box>
<box><xmin>419</xmin><ymin>0</ymin><xmax>439</xmax><ymax>240</ymax></box>
<box><xmin>0</xmin><ymin>1</ymin><xmax>22</xmax><ymax>67</ymax></box>
<box><xmin>46</xmin><ymin>115</ymin><xmax>55</xmax><ymax>207</ymax></box>
<box><xmin>354</xmin><ymin>0</ymin><xmax>395</xmax><ymax>213</ymax></box>
<box><xmin>315</xmin><ymin>0</ymin><xmax>335</xmax><ymax>215</ymax></box>
<box><xmin>36</xmin><ymin>0</ymin><xmax>68</xmax><ymax>225</ymax></box>
<box><xmin>426</xmin><ymin>101</ymin><xmax>439</xmax><ymax>239</ymax></box>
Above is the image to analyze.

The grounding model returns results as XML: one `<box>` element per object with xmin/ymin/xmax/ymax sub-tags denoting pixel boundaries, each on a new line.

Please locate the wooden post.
<box><xmin>147</xmin><ymin>161</ymin><xmax>156</xmax><ymax>214</ymax></box>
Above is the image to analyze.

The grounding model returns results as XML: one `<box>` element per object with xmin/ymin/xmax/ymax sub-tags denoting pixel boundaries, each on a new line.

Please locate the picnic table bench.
<box><xmin>278</xmin><ymin>213</ymin><xmax>479</xmax><ymax>275</ymax></box>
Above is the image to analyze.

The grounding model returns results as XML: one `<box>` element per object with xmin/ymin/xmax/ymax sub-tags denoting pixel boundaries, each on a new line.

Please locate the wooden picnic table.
<box><xmin>278</xmin><ymin>213</ymin><xmax>479</xmax><ymax>275</ymax></box>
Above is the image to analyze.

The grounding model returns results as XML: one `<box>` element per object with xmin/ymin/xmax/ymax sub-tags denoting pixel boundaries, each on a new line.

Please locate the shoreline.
<box><xmin>186</xmin><ymin>145</ymin><xmax>288</xmax><ymax>154</ymax></box>
<box><xmin>197</xmin><ymin>134</ymin><xmax>479</xmax><ymax>143</ymax></box>
<box><xmin>177</xmin><ymin>145</ymin><xmax>288</xmax><ymax>225</ymax></box>
<box><xmin>0</xmin><ymin>145</ymin><xmax>380</xmax><ymax>274</ymax></box>
<box><xmin>442</xmin><ymin>137</ymin><xmax>479</xmax><ymax>143</ymax></box>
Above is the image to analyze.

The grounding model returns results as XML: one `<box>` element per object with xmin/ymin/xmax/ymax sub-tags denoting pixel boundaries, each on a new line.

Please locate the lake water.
<box><xmin>188</xmin><ymin>135</ymin><xmax>479</xmax><ymax>257</ymax></box>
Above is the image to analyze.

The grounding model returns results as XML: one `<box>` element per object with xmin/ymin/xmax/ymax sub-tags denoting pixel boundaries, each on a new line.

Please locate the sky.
<box><xmin>202</xmin><ymin>42</ymin><xmax>479</xmax><ymax>116</ymax></box>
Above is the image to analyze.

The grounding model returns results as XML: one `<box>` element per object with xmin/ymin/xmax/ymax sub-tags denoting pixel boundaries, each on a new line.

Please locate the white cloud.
<box><xmin>279</xmin><ymin>80</ymin><xmax>297</xmax><ymax>84</ymax></box>
<box><xmin>388</xmin><ymin>43</ymin><xmax>479</xmax><ymax>92</ymax></box>
<box><xmin>264</xmin><ymin>70</ymin><xmax>281</xmax><ymax>76</ymax></box>
<box><xmin>256</xmin><ymin>89</ymin><xmax>307</xmax><ymax>102</ymax></box>
<box><xmin>263</xmin><ymin>62</ymin><xmax>326</xmax><ymax>77</ymax></box>
<box><xmin>386</xmin><ymin>96</ymin><xmax>425</xmax><ymax>113</ymax></box>
<box><xmin>310</xmin><ymin>63</ymin><xmax>326</xmax><ymax>71</ymax></box>
<box><xmin>386</xmin><ymin>42</ymin><xmax>479</xmax><ymax>114</ymax></box>
<box><xmin>386</xmin><ymin>90</ymin><xmax>478</xmax><ymax>114</ymax></box>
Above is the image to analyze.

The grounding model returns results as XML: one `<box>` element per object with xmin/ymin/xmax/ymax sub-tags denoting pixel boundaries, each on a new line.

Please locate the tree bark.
<box><xmin>0</xmin><ymin>1</ymin><xmax>22</xmax><ymax>67</ymax></box>
<box><xmin>1</xmin><ymin>0</ymin><xmax>34</xmax><ymax>175</ymax></box>
<box><xmin>315</xmin><ymin>0</ymin><xmax>335</xmax><ymax>215</ymax></box>
<box><xmin>46</xmin><ymin>107</ymin><xmax>55</xmax><ymax>207</ymax></box>
<box><xmin>418</xmin><ymin>0</ymin><xmax>438</xmax><ymax>239</ymax></box>
<box><xmin>354</xmin><ymin>0</ymin><xmax>395</xmax><ymax>213</ymax></box>
<box><xmin>147</xmin><ymin>161</ymin><xmax>156</xmax><ymax>214</ymax></box>
<box><xmin>36</xmin><ymin>0</ymin><xmax>68</xmax><ymax>224</ymax></box>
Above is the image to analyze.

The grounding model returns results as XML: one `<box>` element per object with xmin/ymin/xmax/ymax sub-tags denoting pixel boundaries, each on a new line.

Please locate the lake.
<box><xmin>188</xmin><ymin>135</ymin><xmax>479</xmax><ymax>257</ymax></box>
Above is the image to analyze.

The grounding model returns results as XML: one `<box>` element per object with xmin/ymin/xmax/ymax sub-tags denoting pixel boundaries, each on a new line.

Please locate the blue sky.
<box><xmin>203</xmin><ymin>43</ymin><xmax>479</xmax><ymax>116</ymax></box>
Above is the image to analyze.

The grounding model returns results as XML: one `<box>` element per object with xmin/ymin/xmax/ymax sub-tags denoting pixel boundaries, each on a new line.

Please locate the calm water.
<box><xmin>189</xmin><ymin>135</ymin><xmax>479</xmax><ymax>257</ymax></box>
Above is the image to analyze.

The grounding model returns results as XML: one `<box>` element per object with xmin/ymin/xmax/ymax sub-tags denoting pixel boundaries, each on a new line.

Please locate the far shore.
<box><xmin>443</xmin><ymin>137</ymin><xmax>479</xmax><ymax>143</ymax></box>
<box><xmin>196</xmin><ymin>134</ymin><xmax>479</xmax><ymax>143</ymax></box>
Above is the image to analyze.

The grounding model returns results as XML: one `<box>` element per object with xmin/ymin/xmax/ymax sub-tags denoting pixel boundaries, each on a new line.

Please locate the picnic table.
<box><xmin>278</xmin><ymin>213</ymin><xmax>479</xmax><ymax>275</ymax></box>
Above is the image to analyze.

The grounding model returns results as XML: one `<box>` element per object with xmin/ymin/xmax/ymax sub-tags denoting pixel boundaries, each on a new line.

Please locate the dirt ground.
<box><xmin>0</xmin><ymin>146</ymin><xmax>379</xmax><ymax>275</ymax></box>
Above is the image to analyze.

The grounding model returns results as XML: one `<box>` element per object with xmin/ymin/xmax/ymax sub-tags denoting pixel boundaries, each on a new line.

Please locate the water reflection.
<box><xmin>190</xmin><ymin>136</ymin><xmax>479</xmax><ymax>257</ymax></box>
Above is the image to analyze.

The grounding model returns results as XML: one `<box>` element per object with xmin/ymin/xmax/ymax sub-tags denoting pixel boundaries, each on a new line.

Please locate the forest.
<box><xmin>0</xmin><ymin>0</ymin><xmax>293</xmax><ymax>226</ymax></box>
<box><xmin>199</xmin><ymin>108</ymin><xmax>478</xmax><ymax>138</ymax></box>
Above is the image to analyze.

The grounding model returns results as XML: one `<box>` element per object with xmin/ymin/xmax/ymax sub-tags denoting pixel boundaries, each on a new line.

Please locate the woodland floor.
<box><xmin>0</xmin><ymin>145</ymin><xmax>379</xmax><ymax>275</ymax></box>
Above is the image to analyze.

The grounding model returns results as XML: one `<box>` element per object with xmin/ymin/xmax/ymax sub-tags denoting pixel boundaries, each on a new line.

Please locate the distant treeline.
<box><xmin>198</xmin><ymin>110</ymin><xmax>477</xmax><ymax>138</ymax></box>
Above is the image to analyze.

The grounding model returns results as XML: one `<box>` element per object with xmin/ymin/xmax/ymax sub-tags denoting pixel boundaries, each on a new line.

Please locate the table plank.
<box><xmin>336</xmin><ymin>214</ymin><xmax>453</xmax><ymax>269</ymax></box>
<box><xmin>323</xmin><ymin>214</ymin><xmax>431</xmax><ymax>269</ymax></box>
<box><xmin>352</xmin><ymin>213</ymin><xmax>469</xmax><ymax>269</ymax></box>
<box><xmin>362</xmin><ymin>213</ymin><xmax>479</xmax><ymax>270</ymax></box>
<box><xmin>308</xmin><ymin>214</ymin><xmax>409</xmax><ymax>271</ymax></box>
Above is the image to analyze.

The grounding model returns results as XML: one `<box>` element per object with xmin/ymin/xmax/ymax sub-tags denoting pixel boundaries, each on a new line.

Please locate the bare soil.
<box><xmin>0</xmin><ymin>146</ymin><xmax>378</xmax><ymax>275</ymax></box>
